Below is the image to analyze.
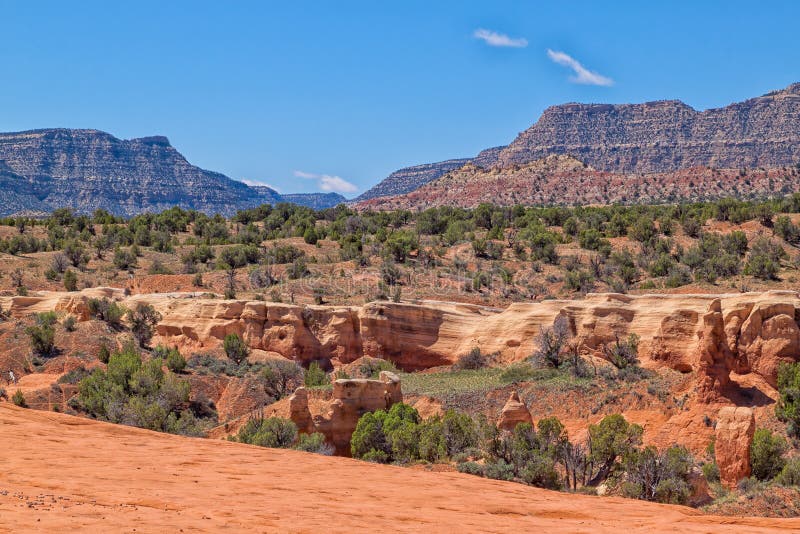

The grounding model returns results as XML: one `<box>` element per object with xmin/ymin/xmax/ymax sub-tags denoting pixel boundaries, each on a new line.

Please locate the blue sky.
<box><xmin>1</xmin><ymin>1</ymin><xmax>799</xmax><ymax>196</ymax></box>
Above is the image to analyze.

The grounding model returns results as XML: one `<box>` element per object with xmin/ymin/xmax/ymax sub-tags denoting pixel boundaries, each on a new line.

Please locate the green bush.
<box><xmin>87</xmin><ymin>298</ymin><xmax>125</xmax><ymax>327</ymax></box>
<box><xmin>702</xmin><ymin>461</ymin><xmax>720</xmax><ymax>483</ymax></box>
<box><xmin>775</xmin><ymin>458</ymin><xmax>800</xmax><ymax>487</ymax></box>
<box><xmin>63</xmin><ymin>269</ymin><xmax>78</xmax><ymax>291</ymax></box>
<box><xmin>12</xmin><ymin>389</ymin><xmax>27</xmax><ymax>408</ymax></box>
<box><xmin>454</xmin><ymin>347</ymin><xmax>487</xmax><ymax>370</ymax></box>
<box><xmin>154</xmin><ymin>346</ymin><xmax>186</xmax><ymax>373</ymax></box>
<box><xmin>776</xmin><ymin>362</ymin><xmax>800</xmax><ymax>437</ymax></box>
<box><xmin>622</xmin><ymin>445</ymin><xmax>693</xmax><ymax>504</ymax></box>
<box><xmin>223</xmin><ymin>333</ymin><xmax>250</xmax><ymax>365</ymax></box>
<box><xmin>304</xmin><ymin>361</ymin><xmax>328</xmax><ymax>387</ymax></box>
<box><xmin>294</xmin><ymin>432</ymin><xmax>333</xmax><ymax>455</ymax></box>
<box><xmin>234</xmin><ymin>416</ymin><xmax>298</xmax><ymax>448</ymax></box>
<box><xmin>76</xmin><ymin>346</ymin><xmax>198</xmax><ymax>435</ymax></box>
<box><xmin>260</xmin><ymin>359</ymin><xmax>304</xmax><ymax>400</ymax></box>
<box><xmin>26</xmin><ymin>317</ymin><xmax>56</xmax><ymax>358</ymax></box>
<box><xmin>128</xmin><ymin>302</ymin><xmax>162</xmax><ymax>347</ymax></box>
<box><xmin>750</xmin><ymin>428</ymin><xmax>787</xmax><ymax>481</ymax></box>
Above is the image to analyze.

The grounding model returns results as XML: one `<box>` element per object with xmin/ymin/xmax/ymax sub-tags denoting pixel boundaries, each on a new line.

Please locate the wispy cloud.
<box><xmin>546</xmin><ymin>49</ymin><xmax>613</xmax><ymax>86</ymax></box>
<box><xmin>294</xmin><ymin>170</ymin><xmax>358</xmax><ymax>194</ymax></box>
<box><xmin>473</xmin><ymin>28</ymin><xmax>528</xmax><ymax>48</ymax></box>
<box><xmin>241</xmin><ymin>178</ymin><xmax>280</xmax><ymax>191</ymax></box>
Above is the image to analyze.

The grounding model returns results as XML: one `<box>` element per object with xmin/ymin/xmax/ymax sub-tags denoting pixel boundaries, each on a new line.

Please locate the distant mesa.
<box><xmin>356</xmin><ymin>82</ymin><xmax>800</xmax><ymax>209</ymax></box>
<box><xmin>0</xmin><ymin>128</ymin><xmax>346</xmax><ymax>217</ymax></box>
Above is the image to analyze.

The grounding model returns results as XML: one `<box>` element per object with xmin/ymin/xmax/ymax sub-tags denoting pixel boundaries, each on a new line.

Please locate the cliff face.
<box><xmin>0</xmin><ymin>129</ymin><xmax>283</xmax><ymax>217</ymax></box>
<box><xmin>498</xmin><ymin>83</ymin><xmax>800</xmax><ymax>172</ymax></box>
<box><xmin>280</xmin><ymin>192</ymin><xmax>347</xmax><ymax>209</ymax></box>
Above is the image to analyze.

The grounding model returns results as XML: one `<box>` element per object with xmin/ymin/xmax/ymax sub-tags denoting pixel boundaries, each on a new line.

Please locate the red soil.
<box><xmin>0</xmin><ymin>404</ymin><xmax>799</xmax><ymax>533</ymax></box>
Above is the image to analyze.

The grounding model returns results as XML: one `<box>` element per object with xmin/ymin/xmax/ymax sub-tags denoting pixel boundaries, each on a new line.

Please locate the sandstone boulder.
<box><xmin>715</xmin><ymin>407</ymin><xmax>755</xmax><ymax>489</ymax></box>
<box><xmin>498</xmin><ymin>391</ymin><xmax>532</xmax><ymax>431</ymax></box>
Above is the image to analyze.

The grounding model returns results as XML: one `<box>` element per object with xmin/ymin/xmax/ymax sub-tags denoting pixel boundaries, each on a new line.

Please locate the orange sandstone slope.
<box><xmin>0</xmin><ymin>405</ymin><xmax>798</xmax><ymax>533</ymax></box>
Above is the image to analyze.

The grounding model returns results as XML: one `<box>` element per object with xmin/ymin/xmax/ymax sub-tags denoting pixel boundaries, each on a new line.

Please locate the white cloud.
<box><xmin>241</xmin><ymin>178</ymin><xmax>280</xmax><ymax>191</ymax></box>
<box><xmin>294</xmin><ymin>170</ymin><xmax>358</xmax><ymax>194</ymax></box>
<box><xmin>546</xmin><ymin>49</ymin><xmax>613</xmax><ymax>86</ymax></box>
<box><xmin>473</xmin><ymin>28</ymin><xmax>528</xmax><ymax>48</ymax></box>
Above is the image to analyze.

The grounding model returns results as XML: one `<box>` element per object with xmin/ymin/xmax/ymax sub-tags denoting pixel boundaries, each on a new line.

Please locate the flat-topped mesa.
<box><xmin>4</xmin><ymin>289</ymin><xmax>800</xmax><ymax>401</ymax></box>
<box><xmin>495</xmin><ymin>83</ymin><xmax>800</xmax><ymax>173</ymax></box>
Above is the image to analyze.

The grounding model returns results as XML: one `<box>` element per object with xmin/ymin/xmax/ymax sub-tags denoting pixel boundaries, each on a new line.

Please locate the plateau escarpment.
<box><xmin>0</xmin><ymin>129</ymin><xmax>346</xmax><ymax>217</ymax></box>
<box><xmin>360</xmin><ymin>83</ymin><xmax>800</xmax><ymax>206</ymax></box>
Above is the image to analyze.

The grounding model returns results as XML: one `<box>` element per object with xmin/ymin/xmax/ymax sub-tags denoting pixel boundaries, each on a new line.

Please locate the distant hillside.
<box><xmin>0</xmin><ymin>128</ymin><xmax>326</xmax><ymax>217</ymax></box>
<box><xmin>359</xmin><ymin>83</ymin><xmax>800</xmax><ymax>205</ymax></box>
<box><xmin>357</xmin><ymin>155</ymin><xmax>800</xmax><ymax>211</ymax></box>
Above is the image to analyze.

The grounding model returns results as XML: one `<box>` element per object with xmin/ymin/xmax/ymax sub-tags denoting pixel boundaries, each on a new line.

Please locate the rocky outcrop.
<box><xmin>498</xmin><ymin>83</ymin><xmax>800</xmax><ymax>172</ymax></box>
<box><xmin>498</xmin><ymin>391</ymin><xmax>532</xmax><ymax>431</ymax></box>
<box><xmin>288</xmin><ymin>371</ymin><xmax>403</xmax><ymax>455</ymax></box>
<box><xmin>715</xmin><ymin>407</ymin><xmax>756</xmax><ymax>488</ymax></box>
<box><xmin>4</xmin><ymin>289</ymin><xmax>800</xmax><ymax>400</ymax></box>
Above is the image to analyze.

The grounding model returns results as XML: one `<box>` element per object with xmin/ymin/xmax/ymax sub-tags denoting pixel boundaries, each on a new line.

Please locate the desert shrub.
<box><xmin>63</xmin><ymin>269</ymin><xmax>78</xmax><ymax>291</ymax></box>
<box><xmin>98</xmin><ymin>344</ymin><xmax>111</xmax><ymax>363</ymax></box>
<box><xmin>286</xmin><ymin>257</ymin><xmax>310</xmax><ymax>279</ymax></box>
<box><xmin>776</xmin><ymin>362</ymin><xmax>800</xmax><ymax>437</ymax></box>
<box><xmin>587</xmin><ymin>414</ymin><xmax>643</xmax><ymax>484</ymax></box>
<box><xmin>304</xmin><ymin>361</ymin><xmax>328</xmax><ymax>387</ymax></box>
<box><xmin>223</xmin><ymin>333</ymin><xmax>250</xmax><ymax>364</ymax></box>
<box><xmin>57</xmin><ymin>365</ymin><xmax>91</xmax><ymax>385</ymax></box>
<box><xmin>604</xmin><ymin>333</ymin><xmax>640</xmax><ymax>369</ymax></box>
<box><xmin>260</xmin><ymin>359</ymin><xmax>304</xmax><ymax>399</ymax></box>
<box><xmin>622</xmin><ymin>445</ymin><xmax>693</xmax><ymax>504</ymax></box>
<box><xmin>457</xmin><ymin>461</ymin><xmax>485</xmax><ymax>476</ymax></box>
<box><xmin>750</xmin><ymin>428</ymin><xmax>788</xmax><ymax>481</ymax></box>
<box><xmin>664</xmin><ymin>265</ymin><xmax>692</xmax><ymax>288</ymax></box>
<box><xmin>775</xmin><ymin>458</ymin><xmax>800</xmax><ymax>487</ymax></box>
<box><xmin>113</xmin><ymin>248</ymin><xmax>138</xmax><ymax>270</ymax></box>
<box><xmin>62</xmin><ymin>314</ymin><xmax>77</xmax><ymax>332</ymax></box>
<box><xmin>499</xmin><ymin>363</ymin><xmax>538</xmax><ymax>384</ymax></box>
<box><xmin>26</xmin><ymin>314</ymin><xmax>56</xmax><ymax>357</ymax></box>
<box><xmin>127</xmin><ymin>302</ymin><xmax>162</xmax><ymax>347</ymax></box>
<box><xmin>744</xmin><ymin>237</ymin><xmax>786</xmax><ymax>280</ymax></box>
<box><xmin>357</xmin><ymin>358</ymin><xmax>399</xmax><ymax>379</ymax></box>
<box><xmin>76</xmin><ymin>346</ymin><xmax>197</xmax><ymax>434</ymax></box>
<box><xmin>235</xmin><ymin>416</ymin><xmax>298</xmax><ymax>448</ymax></box>
<box><xmin>454</xmin><ymin>347</ymin><xmax>487</xmax><ymax>370</ymax></box>
<box><xmin>87</xmin><ymin>298</ymin><xmax>125</xmax><ymax>327</ymax></box>
<box><xmin>702</xmin><ymin>461</ymin><xmax>720</xmax><ymax>483</ymax></box>
<box><xmin>384</xmin><ymin>230</ymin><xmax>418</xmax><ymax>263</ymax></box>
<box><xmin>154</xmin><ymin>346</ymin><xmax>186</xmax><ymax>373</ymax></box>
<box><xmin>531</xmin><ymin>316</ymin><xmax>570</xmax><ymax>368</ymax></box>
<box><xmin>12</xmin><ymin>390</ymin><xmax>27</xmax><ymax>408</ymax></box>
<box><xmin>294</xmin><ymin>432</ymin><xmax>333</xmax><ymax>455</ymax></box>
<box><xmin>351</xmin><ymin>403</ymin><xmax>422</xmax><ymax>462</ymax></box>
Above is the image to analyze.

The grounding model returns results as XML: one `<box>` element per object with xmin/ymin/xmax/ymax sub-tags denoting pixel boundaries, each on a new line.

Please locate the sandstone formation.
<box><xmin>5</xmin><ymin>404</ymin><xmax>799</xmax><ymax>532</ymax></box>
<box><xmin>354</xmin><ymin>157</ymin><xmax>473</xmax><ymax>202</ymax></box>
<box><xmin>288</xmin><ymin>371</ymin><xmax>403</xmax><ymax>455</ymax></box>
<box><xmin>4</xmin><ymin>289</ymin><xmax>800</xmax><ymax>399</ymax></box>
<box><xmin>715</xmin><ymin>406</ymin><xmax>756</xmax><ymax>488</ymax></box>
<box><xmin>498</xmin><ymin>391</ymin><xmax>533</xmax><ymax>431</ymax></box>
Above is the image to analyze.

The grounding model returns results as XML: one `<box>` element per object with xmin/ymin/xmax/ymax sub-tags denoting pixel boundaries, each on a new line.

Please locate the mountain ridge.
<box><xmin>0</xmin><ymin>128</ymin><xmax>345</xmax><ymax>216</ymax></box>
<box><xmin>359</xmin><ymin>83</ymin><xmax>800</xmax><ymax>204</ymax></box>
